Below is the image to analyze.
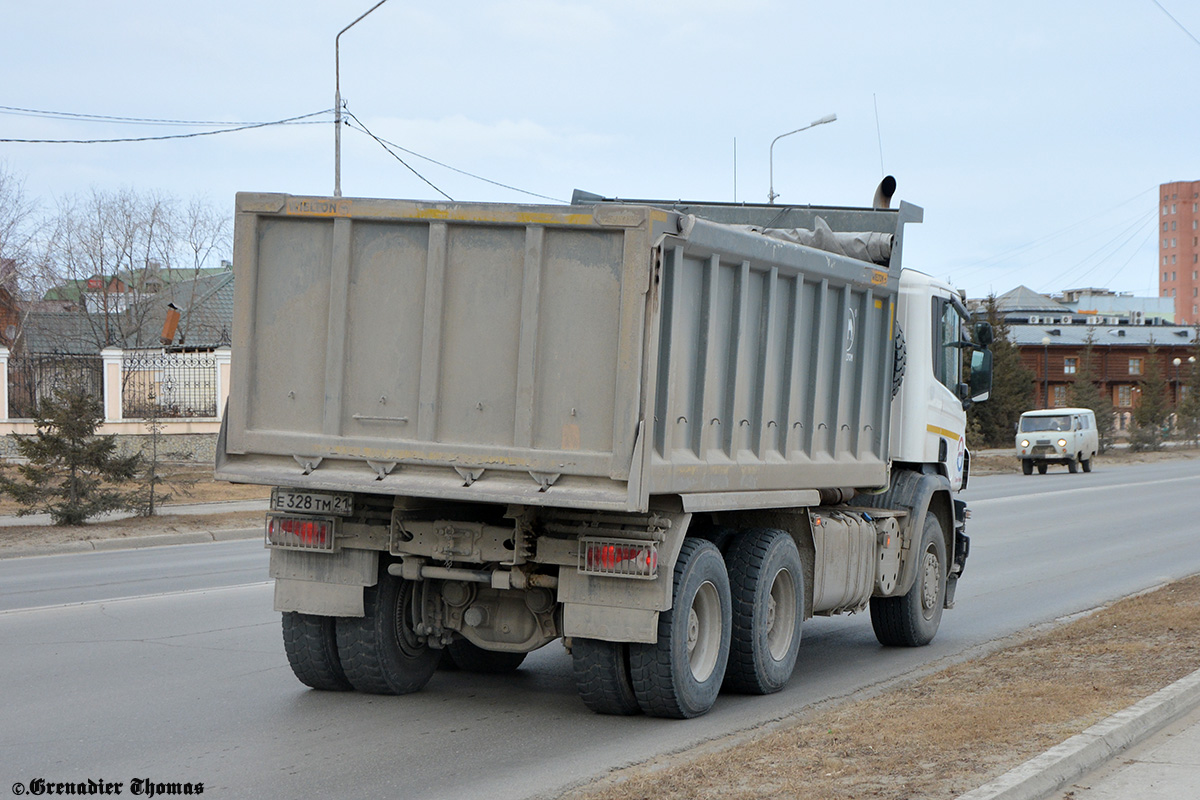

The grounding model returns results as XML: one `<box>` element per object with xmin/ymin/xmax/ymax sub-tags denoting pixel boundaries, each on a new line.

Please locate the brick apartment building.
<box><xmin>1160</xmin><ymin>179</ymin><xmax>1200</xmax><ymax>325</ymax></box>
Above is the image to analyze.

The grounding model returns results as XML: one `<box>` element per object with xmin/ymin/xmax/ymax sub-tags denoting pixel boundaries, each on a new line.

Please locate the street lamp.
<box><xmin>1042</xmin><ymin>336</ymin><xmax>1052</xmax><ymax>408</ymax></box>
<box><xmin>335</xmin><ymin>0</ymin><xmax>391</xmax><ymax>197</ymax></box>
<box><xmin>767</xmin><ymin>113</ymin><xmax>837</xmax><ymax>204</ymax></box>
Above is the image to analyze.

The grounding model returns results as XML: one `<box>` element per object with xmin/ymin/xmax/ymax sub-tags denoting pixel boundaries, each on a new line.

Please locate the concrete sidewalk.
<box><xmin>958</xmin><ymin>668</ymin><xmax>1200</xmax><ymax>800</ymax></box>
<box><xmin>0</xmin><ymin>498</ymin><xmax>268</xmax><ymax>527</ymax></box>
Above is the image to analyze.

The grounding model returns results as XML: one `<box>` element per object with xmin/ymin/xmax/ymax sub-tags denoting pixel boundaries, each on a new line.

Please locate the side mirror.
<box><xmin>967</xmin><ymin>348</ymin><xmax>992</xmax><ymax>405</ymax></box>
<box><xmin>975</xmin><ymin>322</ymin><xmax>994</xmax><ymax>348</ymax></box>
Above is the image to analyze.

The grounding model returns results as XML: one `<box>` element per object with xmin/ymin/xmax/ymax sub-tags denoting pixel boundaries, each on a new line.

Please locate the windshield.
<box><xmin>1021</xmin><ymin>415</ymin><xmax>1071</xmax><ymax>432</ymax></box>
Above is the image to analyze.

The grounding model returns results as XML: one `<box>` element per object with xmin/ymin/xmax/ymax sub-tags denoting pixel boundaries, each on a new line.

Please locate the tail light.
<box><xmin>266</xmin><ymin>514</ymin><xmax>337</xmax><ymax>551</ymax></box>
<box><xmin>579</xmin><ymin>538</ymin><xmax>658</xmax><ymax>579</ymax></box>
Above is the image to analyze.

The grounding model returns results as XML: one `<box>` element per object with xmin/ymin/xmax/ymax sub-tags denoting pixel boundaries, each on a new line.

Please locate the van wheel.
<box><xmin>1037</xmin><ymin>463</ymin><xmax>1048</xmax><ymax>475</ymax></box>
<box><xmin>1081</xmin><ymin>456</ymin><xmax>1092</xmax><ymax>473</ymax></box>
<box><xmin>1067</xmin><ymin>457</ymin><xmax>1078</xmax><ymax>474</ymax></box>
<box><xmin>1021</xmin><ymin>460</ymin><xmax>1033</xmax><ymax>475</ymax></box>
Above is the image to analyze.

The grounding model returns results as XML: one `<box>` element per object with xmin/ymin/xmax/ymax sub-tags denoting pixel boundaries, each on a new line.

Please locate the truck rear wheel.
<box><xmin>335</xmin><ymin>572</ymin><xmax>439</xmax><ymax>695</ymax></box>
<box><xmin>630</xmin><ymin>538</ymin><xmax>731</xmax><ymax>718</ymax></box>
<box><xmin>572</xmin><ymin>638</ymin><xmax>641</xmax><ymax>715</ymax></box>
<box><xmin>445</xmin><ymin>638</ymin><xmax>527</xmax><ymax>673</ymax></box>
<box><xmin>722</xmin><ymin>528</ymin><xmax>803</xmax><ymax>694</ymax></box>
<box><xmin>870</xmin><ymin>513</ymin><xmax>946</xmax><ymax>647</ymax></box>
<box><xmin>281</xmin><ymin>611</ymin><xmax>352</xmax><ymax>691</ymax></box>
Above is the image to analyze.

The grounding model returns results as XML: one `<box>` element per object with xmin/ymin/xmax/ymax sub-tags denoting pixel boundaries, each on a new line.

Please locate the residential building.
<box><xmin>1159</xmin><ymin>180</ymin><xmax>1200</xmax><ymax>325</ymax></box>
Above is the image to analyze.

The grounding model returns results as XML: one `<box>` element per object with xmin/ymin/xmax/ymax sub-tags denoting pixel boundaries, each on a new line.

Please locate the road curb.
<box><xmin>956</xmin><ymin>667</ymin><xmax>1200</xmax><ymax>800</ymax></box>
<box><xmin>0</xmin><ymin>528</ymin><xmax>261</xmax><ymax>559</ymax></box>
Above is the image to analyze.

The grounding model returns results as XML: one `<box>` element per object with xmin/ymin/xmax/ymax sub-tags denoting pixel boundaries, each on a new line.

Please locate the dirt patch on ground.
<box><xmin>0</xmin><ymin>510</ymin><xmax>264</xmax><ymax>551</ymax></box>
<box><xmin>0</xmin><ymin>464</ymin><xmax>268</xmax><ymax>517</ymax></box>
<box><xmin>971</xmin><ymin>444</ymin><xmax>1200</xmax><ymax>476</ymax></box>
<box><xmin>562</xmin><ymin>576</ymin><xmax>1200</xmax><ymax>800</ymax></box>
<box><xmin>0</xmin><ymin>464</ymin><xmax>267</xmax><ymax>552</ymax></box>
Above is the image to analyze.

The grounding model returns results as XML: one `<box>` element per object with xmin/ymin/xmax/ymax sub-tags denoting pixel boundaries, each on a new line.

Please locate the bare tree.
<box><xmin>0</xmin><ymin>162</ymin><xmax>39</xmax><ymax>298</ymax></box>
<box><xmin>28</xmin><ymin>188</ymin><xmax>230</xmax><ymax>354</ymax></box>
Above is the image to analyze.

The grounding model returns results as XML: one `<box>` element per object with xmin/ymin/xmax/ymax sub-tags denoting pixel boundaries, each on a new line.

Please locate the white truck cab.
<box><xmin>1016</xmin><ymin>408</ymin><xmax>1099</xmax><ymax>474</ymax></box>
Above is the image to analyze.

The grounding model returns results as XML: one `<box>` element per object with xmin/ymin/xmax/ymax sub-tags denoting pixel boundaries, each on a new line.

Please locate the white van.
<box><xmin>1016</xmin><ymin>408</ymin><xmax>1099</xmax><ymax>475</ymax></box>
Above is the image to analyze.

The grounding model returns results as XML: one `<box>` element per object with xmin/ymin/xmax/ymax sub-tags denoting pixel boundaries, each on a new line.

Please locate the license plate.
<box><xmin>271</xmin><ymin>488</ymin><xmax>353</xmax><ymax>516</ymax></box>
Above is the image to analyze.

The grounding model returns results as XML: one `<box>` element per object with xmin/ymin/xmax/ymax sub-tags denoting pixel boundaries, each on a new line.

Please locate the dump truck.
<box><xmin>215</xmin><ymin>182</ymin><xmax>993</xmax><ymax>719</ymax></box>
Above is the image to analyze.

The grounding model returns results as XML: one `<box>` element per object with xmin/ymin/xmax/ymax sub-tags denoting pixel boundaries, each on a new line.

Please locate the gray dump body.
<box><xmin>217</xmin><ymin>192</ymin><xmax>914</xmax><ymax>513</ymax></box>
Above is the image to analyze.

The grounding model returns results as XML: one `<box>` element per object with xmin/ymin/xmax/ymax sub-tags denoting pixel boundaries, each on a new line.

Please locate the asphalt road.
<box><xmin>2</xmin><ymin>458</ymin><xmax>1199</xmax><ymax>799</ymax></box>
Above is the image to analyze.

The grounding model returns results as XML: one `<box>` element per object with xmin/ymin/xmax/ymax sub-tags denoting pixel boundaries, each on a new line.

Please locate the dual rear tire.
<box><xmin>573</xmin><ymin>530</ymin><xmax>805</xmax><ymax>718</ymax></box>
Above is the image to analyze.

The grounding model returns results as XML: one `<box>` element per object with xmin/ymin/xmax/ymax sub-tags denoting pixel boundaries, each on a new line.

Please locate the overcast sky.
<box><xmin>3</xmin><ymin>1</ymin><xmax>1199</xmax><ymax>301</ymax></box>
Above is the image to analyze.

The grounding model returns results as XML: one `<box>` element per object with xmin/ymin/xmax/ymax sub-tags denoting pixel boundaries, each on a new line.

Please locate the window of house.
<box><xmin>1053</xmin><ymin>385</ymin><xmax>1067</xmax><ymax>406</ymax></box>
<box><xmin>1164</xmin><ymin>271</ymin><xmax>1169</xmax><ymax>281</ymax></box>
<box><xmin>1064</xmin><ymin>357</ymin><xmax>1077</xmax><ymax>375</ymax></box>
<box><xmin>1173</xmin><ymin>256</ymin><xmax>1178</xmax><ymax>265</ymax></box>
<box><xmin>1172</xmin><ymin>238</ymin><xmax>1177</xmax><ymax>247</ymax></box>
<box><xmin>1163</xmin><ymin>222</ymin><xmax>1169</xmax><ymax>232</ymax></box>
<box><xmin>1129</xmin><ymin>358</ymin><xmax>1143</xmax><ymax>375</ymax></box>
<box><xmin>1172</xmin><ymin>221</ymin><xmax>1177</xmax><ymax>230</ymax></box>
<box><xmin>1172</xmin><ymin>203</ymin><xmax>1177</xmax><ymax>213</ymax></box>
<box><xmin>1117</xmin><ymin>385</ymin><xmax>1133</xmax><ymax>407</ymax></box>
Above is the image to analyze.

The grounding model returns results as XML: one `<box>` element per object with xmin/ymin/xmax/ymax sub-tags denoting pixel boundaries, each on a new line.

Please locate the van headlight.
<box><xmin>1020</xmin><ymin>439</ymin><xmax>1030</xmax><ymax>448</ymax></box>
<box><xmin>1057</xmin><ymin>438</ymin><xmax>1068</xmax><ymax>449</ymax></box>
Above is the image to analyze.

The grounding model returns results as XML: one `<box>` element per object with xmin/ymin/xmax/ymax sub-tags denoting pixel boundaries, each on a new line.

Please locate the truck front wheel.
<box><xmin>722</xmin><ymin>528</ymin><xmax>803</xmax><ymax>695</ymax></box>
<box><xmin>630</xmin><ymin>538</ymin><xmax>731</xmax><ymax>718</ymax></box>
<box><xmin>335</xmin><ymin>572</ymin><xmax>439</xmax><ymax>695</ymax></box>
<box><xmin>870</xmin><ymin>513</ymin><xmax>946</xmax><ymax>647</ymax></box>
<box><xmin>281</xmin><ymin>611</ymin><xmax>352</xmax><ymax>691</ymax></box>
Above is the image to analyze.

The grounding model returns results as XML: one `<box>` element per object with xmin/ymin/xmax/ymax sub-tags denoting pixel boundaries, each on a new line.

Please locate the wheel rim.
<box><xmin>686</xmin><ymin>580</ymin><xmax>722</xmax><ymax>682</ymax></box>
<box><xmin>392</xmin><ymin>581</ymin><xmax>426</xmax><ymax>657</ymax></box>
<box><xmin>766</xmin><ymin>568</ymin><xmax>797</xmax><ymax>661</ymax></box>
<box><xmin>919</xmin><ymin>546</ymin><xmax>941</xmax><ymax>620</ymax></box>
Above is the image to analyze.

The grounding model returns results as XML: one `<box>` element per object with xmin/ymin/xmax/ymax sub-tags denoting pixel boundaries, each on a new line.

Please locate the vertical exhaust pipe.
<box><xmin>873</xmin><ymin>175</ymin><xmax>897</xmax><ymax>209</ymax></box>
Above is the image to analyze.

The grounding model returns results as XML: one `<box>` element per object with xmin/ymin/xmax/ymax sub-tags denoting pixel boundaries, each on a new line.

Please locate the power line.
<box><xmin>0</xmin><ymin>109</ymin><xmax>333</xmax><ymax>144</ymax></box>
<box><xmin>1149</xmin><ymin>0</ymin><xmax>1200</xmax><ymax>50</ymax></box>
<box><xmin>0</xmin><ymin>104</ymin><xmax>286</xmax><ymax>127</ymax></box>
<box><xmin>343</xmin><ymin>114</ymin><xmax>566</xmax><ymax>204</ymax></box>
<box><xmin>343</xmin><ymin>111</ymin><xmax>453</xmax><ymax>202</ymax></box>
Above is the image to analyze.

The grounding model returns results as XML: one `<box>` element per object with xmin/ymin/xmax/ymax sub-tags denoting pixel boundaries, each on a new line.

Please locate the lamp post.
<box><xmin>335</xmin><ymin>0</ymin><xmax>391</xmax><ymax>197</ymax></box>
<box><xmin>1042</xmin><ymin>336</ymin><xmax>1052</xmax><ymax>408</ymax></box>
<box><xmin>768</xmin><ymin>113</ymin><xmax>837</xmax><ymax>204</ymax></box>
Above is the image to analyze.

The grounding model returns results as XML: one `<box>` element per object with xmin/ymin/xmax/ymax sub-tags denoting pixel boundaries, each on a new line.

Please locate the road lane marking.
<box><xmin>0</xmin><ymin>581</ymin><xmax>272</xmax><ymax>616</ymax></box>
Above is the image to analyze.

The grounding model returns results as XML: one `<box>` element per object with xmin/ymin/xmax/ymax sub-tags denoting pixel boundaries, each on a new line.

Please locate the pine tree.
<box><xmin>0</xmin><ymin>387</ymin><xmax>142</xmax><ymax>525</ymax></box>
<box><xmin>1130</xmin><ymin>340</ymin><xmax>1169</xmax><ymax>452</ymax></box>
<box><xmin>1067</xmin><ymin>329</ymin><xmax>1115</xmax><ymax>453</ymax></box>
<box><xmin>967</xmin><ymin>295</ymin><xmax>1036</xmax><ymax>446</ymax></box>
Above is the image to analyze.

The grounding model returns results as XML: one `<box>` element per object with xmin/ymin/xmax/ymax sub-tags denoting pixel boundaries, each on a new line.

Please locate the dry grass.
<box><xmin>562</xmin><ymin>576</ymin><xmax>1200</xmax><ymax>800</ymax></box>
<box><xmin>971</xmin><ymin>444</ymin><xmax>1200</xmax><ymax>476</ymax></box>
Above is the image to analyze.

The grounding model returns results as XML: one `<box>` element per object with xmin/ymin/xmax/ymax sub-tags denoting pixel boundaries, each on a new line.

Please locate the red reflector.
<box><xmin>267</xmin><ymin>515</ymin><xmax>335</xmax><ymax>550</ymax></box>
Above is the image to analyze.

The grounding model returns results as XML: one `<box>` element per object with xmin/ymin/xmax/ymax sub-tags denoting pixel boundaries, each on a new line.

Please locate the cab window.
<box><xmin>932</xmin><ymin>297</ymin><xmax>966</xmax><ymax>391</ymax></box>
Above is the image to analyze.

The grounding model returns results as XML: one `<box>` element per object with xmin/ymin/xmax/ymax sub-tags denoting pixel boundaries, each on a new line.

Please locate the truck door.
<box><xmin>929</xmin><ymin>295</ymin><xmax>969</xmax><ymax>490</ymax></box>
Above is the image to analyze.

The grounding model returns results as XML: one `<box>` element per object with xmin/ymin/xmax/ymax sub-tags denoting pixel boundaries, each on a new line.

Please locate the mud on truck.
<box><xmin>215</xmin><ymin>181</ymin><xmax>993</xmax><ymax>718</ymax></box>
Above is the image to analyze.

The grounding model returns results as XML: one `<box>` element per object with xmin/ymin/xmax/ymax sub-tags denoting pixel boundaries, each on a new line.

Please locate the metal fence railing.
<box><xmin>121</xmin><ymin>350</ymin><xmax>218</xmax><ymax>419</ymax></box>
<box><xmin>6</xmin><ymin>354</ymin><xmax>104</xmax><ymax>419</ymax></box>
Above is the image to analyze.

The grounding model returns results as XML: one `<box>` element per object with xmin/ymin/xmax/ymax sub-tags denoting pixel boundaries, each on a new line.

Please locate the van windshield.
<box><xmin>1021</xmin><ymin>415</ymin><xmax>1072</xmax><ymax>432</ymax></box>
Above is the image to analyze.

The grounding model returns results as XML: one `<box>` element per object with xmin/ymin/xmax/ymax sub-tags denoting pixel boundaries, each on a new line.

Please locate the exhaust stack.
<box><xmin>873</xmin><ymin>175</ymin><xmax>897</xmax><ymax>209</ymax></box>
